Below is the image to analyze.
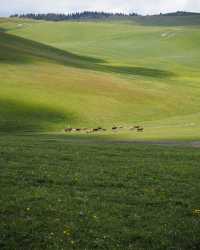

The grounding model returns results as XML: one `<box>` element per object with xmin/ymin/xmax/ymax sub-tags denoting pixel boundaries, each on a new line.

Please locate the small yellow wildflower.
<box><xmin>26</xmin><ymin>208</ymin><xmax>30</xmax><ymax>211</ymax></box>
<box><xmin>70</xmin><ymin>240</ymin><xmax>75</xmax><ymax>245</ymax></box>
<box><xmin>63</xmin><ymin>229</ymin><xmax>71</xmax><ymax>236</ymax></box>
<box><xmin>193</xmin><ymin>209</ymin><xmax>200</xmax><ymax>216</ymax></box>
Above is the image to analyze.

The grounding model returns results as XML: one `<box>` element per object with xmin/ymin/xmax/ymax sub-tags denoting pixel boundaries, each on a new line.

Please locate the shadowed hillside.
<box><xmin>0</xmin><ymin>19</ymin><xmax>200</xmax><ymax>139</ymax></box>
<box><xmin>0</xmin><ymin>97</ymin><xmax>76</xmax><ymax>132</ymax></box>
<box><xmin>0</xmin><ymin>32</ymin><xmax>174</xmax><ymax>78</ymax></box>
<box><xmin>133</xmin><ymin>14</ymin><xmax>200</xmax><ymax>26</ymax></box>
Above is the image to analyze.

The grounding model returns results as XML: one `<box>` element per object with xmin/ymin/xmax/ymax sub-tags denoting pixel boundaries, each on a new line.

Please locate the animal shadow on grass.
<box><xmin>0</xmin><ymin>32</ymin><xmax>175</xmax><ymax>79</ymax></box>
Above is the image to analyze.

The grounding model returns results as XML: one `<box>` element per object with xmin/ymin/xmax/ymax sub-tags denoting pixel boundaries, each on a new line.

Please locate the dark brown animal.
<box><xmin>92</xmin><ymin>128</ymin><xmax>99</xmax><ymax>132</ymax></box>
<box><xmin>137</xmin><ymin>127</ymin><xmax>144</xmax><ymax>132</ymax></box>
<box><xmin>64</xmin><ymin>128</ymin><xmax>72</xmax><ymax>132</ymax></box>
<box><xmin>112</xmin><ymin>126</ymin><xmax>118</xmax><ymax>130</ymax></box>
<box><xmin>134</xmin><ymin>126</ymin><xmax>140</xmax><ymax>129</ymax></box>
<box><xmin>96</xmin><ymin>127</ymin><xmax>107</xmax><ymax>132</ymax></box>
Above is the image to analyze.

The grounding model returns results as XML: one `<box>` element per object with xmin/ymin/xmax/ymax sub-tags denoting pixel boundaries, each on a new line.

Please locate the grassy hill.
<box><xmin>16</xmin><ymin>12</ymin><xmax>200</xmax><ymax>26</ymax></box>
<box><xmin>132</xmin><ymin>14</ymin><xmax>200</xmax><ymax>26</ymax></box>
<box><xmin>1</xmin><ymin>134</ymin><xmax>200</xmax><ymax>250</ymax></box>
<box><xmin>1</xmin><ymin>17</ymin><xmax>200</xmax><ymax>250</ymax></box>
<box><xmin>1</xmin><ymin>18</ymin><xmax>200</xmax><ymax>139</ymax></box>
<box><xmin>104</xmin><ymin>13</ymin><xmax>200</xmax><ymax>26</ymax></box>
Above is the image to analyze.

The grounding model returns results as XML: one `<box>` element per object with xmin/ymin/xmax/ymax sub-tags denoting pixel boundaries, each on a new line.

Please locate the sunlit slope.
<box><xmin>8</xmin><ymin>20</ymin><xmax>200</xmax><ymax>70</ymax></box>
<box><xmin>0</xmin><ymin>19</ymin><xmax>200</xmax><ymax>138</ymax></box>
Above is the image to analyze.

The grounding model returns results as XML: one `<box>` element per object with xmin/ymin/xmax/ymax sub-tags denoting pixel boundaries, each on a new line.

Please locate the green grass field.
<box><xmin>1</xmin><ymin>134</ymin><xmax>200</xmax><ymax>249</ymax></box>
<box><xmin>1</xmin><ymin>17</ymin><xmax>200</xmax><ymax>249</ymax></box>
<box><xmin>1</xmin><ymin>18</ymin><xmax>200</xmax><ymax>139</ymax></box>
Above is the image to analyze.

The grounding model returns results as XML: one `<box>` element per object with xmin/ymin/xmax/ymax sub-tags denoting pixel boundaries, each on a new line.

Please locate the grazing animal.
<box><xmin>137</xmin><ymin>127</ymin><xmax>144</xmax><ymax>132</ymax></box>
<box><xmin>112</xmin><ymin>126</ymin><xmax>118</xmax><ymax>130</ymax></box>
<box><xmin>92</xmin><ymin>128</ymin><xmax>99</xmax><ymax>132</ymax></box>
<box><xmin>134</xmin><ymin>126</ymin><xmax>140</xmax><ymax>129</ymax></box>
<box><xmin>64</xmin><ymin>128</ymin><xmax>72</xmax><ymax>132</ymax></box>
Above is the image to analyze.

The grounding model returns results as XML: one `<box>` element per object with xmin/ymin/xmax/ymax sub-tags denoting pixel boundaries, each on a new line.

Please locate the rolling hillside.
<box><xmin>132</xmin><ymin>13</ymin><xmax>200</xmax><ymax>26</ymax></box>
<box><xmin>1</xmin><ymin>16</ymin><xmax>200</xmax><ymax>250</ymax></box>
<box><xmin>16</xmin><ymin>11</ymin><xmax>200</xmax><ymax>26</ymax></box>
<box><xmin>0</xmin><ymin>18</ymin><xmax>200</xmax><ymax>139</ymax></box>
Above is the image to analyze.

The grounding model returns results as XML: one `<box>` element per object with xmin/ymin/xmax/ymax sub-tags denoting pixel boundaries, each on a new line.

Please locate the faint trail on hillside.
<box><xmin>9</xmin><ymin>132</ymin><xmax>200</xmax><ymax>148</ymax></box>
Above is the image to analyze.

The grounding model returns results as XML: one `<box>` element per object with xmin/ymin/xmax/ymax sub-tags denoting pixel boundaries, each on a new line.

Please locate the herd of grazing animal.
<box><xmin>64</xmin><ymin>125</ymin><xmax>144</xmax><ymax>133</ymax></box>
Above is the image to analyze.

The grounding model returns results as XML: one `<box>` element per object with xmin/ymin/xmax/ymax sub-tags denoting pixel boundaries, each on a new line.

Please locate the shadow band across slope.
<box><xmin>0</xmin><ymin>32</ymin><xmax>175</xmax><ymax>79</ymax></box>
<box><xmin>0</xmin><ymin>97</ymin><xmax>77</xmax><ymax>132</ymax></box>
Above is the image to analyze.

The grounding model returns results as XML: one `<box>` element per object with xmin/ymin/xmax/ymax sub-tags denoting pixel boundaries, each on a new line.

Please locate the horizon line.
<box><xmin>1</xmin><ymin>10</ymin><xmax>200</xmax><ymax>18</ymax></box>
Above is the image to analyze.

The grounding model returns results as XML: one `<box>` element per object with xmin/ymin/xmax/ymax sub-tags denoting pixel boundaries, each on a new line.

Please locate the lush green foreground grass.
<box><xmin>0</xmin><ymin>134</ymin><xmax>200</xmax><ymax>249</ymax></box>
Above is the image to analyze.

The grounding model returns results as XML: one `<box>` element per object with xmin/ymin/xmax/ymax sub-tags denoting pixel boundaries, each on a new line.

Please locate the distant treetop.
<box><xmin>10</xmin><ymin>11</ymin><xmax>138</xmax><ymax>21</ymax></box>
<box><xmin>10</xmin><ymin>11</ymin><xmax>200</xmax><ymax>21</ymax></box>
